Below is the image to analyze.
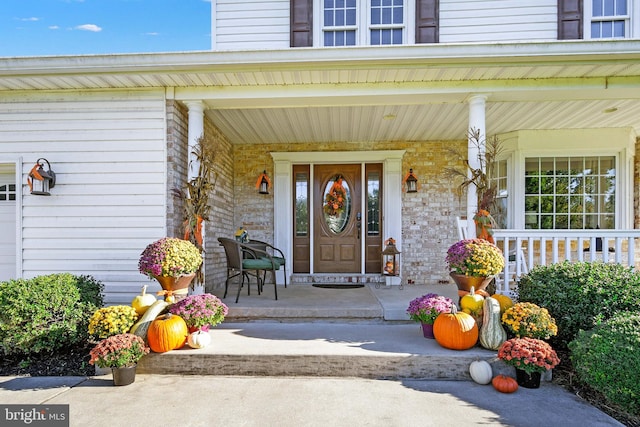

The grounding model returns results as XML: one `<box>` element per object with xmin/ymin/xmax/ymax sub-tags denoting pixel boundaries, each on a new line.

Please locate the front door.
<box><xmin>314</xmin><ymin>164</ymin><xmax>362</xmax><ymax>273</ymax></box>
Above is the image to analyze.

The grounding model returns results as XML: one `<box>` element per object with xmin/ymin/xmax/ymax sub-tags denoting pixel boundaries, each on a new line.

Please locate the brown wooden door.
<box><xmin>314</xmin><ymin>164</ymin><xmax>362</xmax><ymax>273</ymax></box>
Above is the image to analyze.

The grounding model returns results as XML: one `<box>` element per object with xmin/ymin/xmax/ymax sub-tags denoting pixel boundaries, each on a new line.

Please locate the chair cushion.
<box><xmin>243</xmin><ymin>259</ymin><xmax>279</xmax><ymax>270</ymax></box>
<box><xmin>262</xmin><ymin>256</ymin><xmax>285</xmax><ymax>267</ymax></box>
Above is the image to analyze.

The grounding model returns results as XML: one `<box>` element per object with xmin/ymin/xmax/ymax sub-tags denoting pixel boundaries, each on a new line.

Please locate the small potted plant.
<box><xmin>446</xmin><ymin>238</ymin><xmax>505</xmax><ymax>292</ymax></box>
<box><xmin>88</xmin><ymin>305</ymin><xmax>139</xmax><ymax>339</ymax></box>
<box><xmin>89</xmin><ymin>333</ymin><xmax>150</xmax><ymax>386</ymax></box>
<box><xmin>169</xmin><ymin>293</ymin><xmax>229</xmax><ymax>333</ymax></box>
<box><xmin>138</xmin><ymin>237</ymin><xmax>203</xmax><ymax>299</ymax></box>
<box><xmin>501</xmin><ymin>302</ymin><xmax>558</xmax><ymax>340</ymax></box>
<box><xmin>407</xmin><ymin>293</ymin><xmax>454</xmax><ymax>339</ymax></box>
<box><xmin>497</xmin><ymin>337</ymin><xmax>560</xmax><ymax>388</ymax></box>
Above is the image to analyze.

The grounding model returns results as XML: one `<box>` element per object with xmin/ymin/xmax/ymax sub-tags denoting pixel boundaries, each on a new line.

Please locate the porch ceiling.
<box><xmin>2</xmin><ymin>41</ymin><xmax>640</xmax><ymax>143</ymax></box>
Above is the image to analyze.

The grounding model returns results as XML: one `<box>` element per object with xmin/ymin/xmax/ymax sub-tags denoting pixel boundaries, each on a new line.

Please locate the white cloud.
<box><xmin>145</xmin><ymin>32</ymin><xmax>159</xmax><ymax>36</ymax></box>
<box><xmin>49</xmin><ymin>25</ymin><xmax>60</xmax><ymax>30</ymax></box>
<box><xmin>75</xmin><ymin>24</ymin><xmax>102</xmax><ymax>32</ymax></box>
<box><xmin>19</xmin><ymin>17</ymin><xmax>40</xmax><ymax>22</ymax></box>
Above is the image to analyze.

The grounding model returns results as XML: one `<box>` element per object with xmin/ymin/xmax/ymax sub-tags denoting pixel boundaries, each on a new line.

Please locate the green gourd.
<box><xmin>129</xmin><ymin>300</ymin><xmax>169</xmax><ymax>341</ymax></box>
<box><xmin>479</xmin><ymin>296</ymin><xmax>507</xmax><ymax>350</ymax></box>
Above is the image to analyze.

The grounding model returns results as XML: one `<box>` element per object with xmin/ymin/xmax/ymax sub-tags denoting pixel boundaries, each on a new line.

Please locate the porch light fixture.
<box><xmin>382</xmin><ymin>237</ymin><xmax>401</xmax><ymax>276</ymax></box>
<box><xmin>27</xmin><ymin>158</ymin><xmax>56</xmax><ymax>196</ymax></box>
<box><xmin>403</xmin><ymin>168</ymin><xmax>418</xmax><ymax>193</ymax></box>
<box><xmin>256</xmin><ymin>170</ymin><xmax>271</xmax><ymax>195</ymax></box>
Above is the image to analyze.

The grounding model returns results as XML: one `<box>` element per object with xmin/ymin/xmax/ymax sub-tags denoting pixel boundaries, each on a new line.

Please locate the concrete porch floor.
<box><xmin>208</xmin><ymin>281</ymin><xmax>461</xmax><ymax>322</ymax></box>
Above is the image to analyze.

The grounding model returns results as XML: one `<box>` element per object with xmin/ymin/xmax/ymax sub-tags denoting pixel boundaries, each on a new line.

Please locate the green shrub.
<box><xmin>569</xmin><ymin>312</ymin><xmax>640</xmax><ymax>416</ymax></box>
<box><xmin>0</xmin><ymin>273</ymin><xmax>104</xmax><ymax>355</ymax></box>
<box><xmin>517</xmin><ymin>261</ymin><xmax>640</xmax><ymax>347</ymax></box>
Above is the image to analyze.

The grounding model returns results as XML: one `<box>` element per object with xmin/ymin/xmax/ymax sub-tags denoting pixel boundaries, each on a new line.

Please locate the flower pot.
<box><xmin>449</xmin><ymin>273</ymin><xmax>493</xmax><ymax>293</ymax></box>
<box><xmin>153</xmin><ymin>273</ymin><xmax>195</xmax><ymax>301</ymax></box>
<box><xmin>421</xmin><ymin>322</ymin><xmax>435</xmax><ymax>339</ymax></box>
<box><xmin>515</xmin><ymin>369</ymin><xmax>541</xmax><ymax>389</ymax></box>
<box><xmin>112</xmin><ymin>365</ymin><xmax>137</xmax><ymax>386</ymax></box>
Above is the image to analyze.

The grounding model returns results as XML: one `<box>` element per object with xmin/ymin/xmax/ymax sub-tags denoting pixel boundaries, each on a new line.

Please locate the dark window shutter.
<box><xmin>558</xmin><ymin>0</ymin><xmax>583</xmax><ymax>39</ymax></box>
<box><xmin>291</xmin><ymin>0</ymin><xmax>313</xmax><ymax>47</ymax></box>
<box><xmin>416</xmin><ymin>0</ymin><xmax>439</xmax><ymax>43</ymax></box>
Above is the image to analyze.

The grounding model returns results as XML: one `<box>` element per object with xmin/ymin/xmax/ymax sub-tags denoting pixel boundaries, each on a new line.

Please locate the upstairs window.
<box><xmin>322</xmin><ymin>0</ymin><xmax>406</xmax><ymax>46</ymax></box>
<box><xmin>586</xmin><ymin>0</ymin><xmax>630</xmax><ymax>38</ymax></box>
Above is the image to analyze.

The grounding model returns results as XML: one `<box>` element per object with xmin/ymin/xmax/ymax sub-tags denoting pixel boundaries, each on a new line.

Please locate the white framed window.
<box><xmin>524</xmin><ymin>156</ymin><xmax>616</xmax><ymax>230</ymax></box>
<box><xmin>585</xmin><ymin>0</ymin><xmax>632</xmax><ymax>38</ymax></box>
<box><xmin>319</xmin><ymin>0</ymin><xmax>408</xmax><ymax>46</ymax></box>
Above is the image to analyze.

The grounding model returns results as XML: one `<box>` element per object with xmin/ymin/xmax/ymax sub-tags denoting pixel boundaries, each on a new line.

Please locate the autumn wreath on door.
<box><xmin>324</xmin><ymin>175</ymin><xmax>347</xmax><ymax>216</ymax></box>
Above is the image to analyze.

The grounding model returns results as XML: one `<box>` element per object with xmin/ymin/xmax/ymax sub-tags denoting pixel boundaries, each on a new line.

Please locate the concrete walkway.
<box><xmin>0</xmin><ymin>375</ymin><xmax>623</xmax><ymax>426</ymax></box>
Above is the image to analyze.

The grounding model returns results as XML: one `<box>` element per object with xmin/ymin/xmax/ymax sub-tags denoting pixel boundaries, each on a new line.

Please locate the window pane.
<box><xmin>381</xmin><ymin>29</ymin><xmax>391</xmax><ymax>44</ymax></box>
<box><xmin>325</xmin><ymin>10</ymin><xmax>334</xmax><ymax>26</ymax></box>
<box><xmin>346</xmin><ymin>30</ymin><xmax>356</xmax><ymax>45</ymax></box>
<box><xmin>602</xmin><ymin>21</ymin><xmax>613</xmax><ymax>36</ymax></box>
<box><xmin>382</xmin><ymin>7</ymin><xmax>391</xmax><ymax>23</ymax></box>
<box><xmin>556</xmin><ymin>158</ymin><xmax>569</xmax><ymax>175</ymax></box>
<box><xmin>392</xmin><ymin>29</ymin><xmax>402</xmax><ymax>44</ymax></box>
<box><xmin>593</xmin><ymin>0</ymin><xmax>603</xmax><ymax>16</ymax></box>
<box><xmin>604</xmin><ymin>0</ymin><xmax>614</xmax><ymax>15</ymax></box>
<box><xmin>371</xmin><ymin>30</ymin><xmax>381</xmax><ymax>44</ymax></box>
<box><xmin>393</xmin><ymin>6</ymin><xmax>403</xmax><ymax>24</ymax></box>
<box><xmin>591</xmin><ymin>22</ymin><xmax>601</xmax><ymax>37</ymax></box>
<box><xmin>367</xmin><ymin>172</ymin><xmax>380</xmax><ymax>236</ymax></box>
<box><xmin>323</xmin><ymin>177</ymin><xmax>351</xmax><ymax>234</ymax></box>
<box><xmin>614</xmin><ymin>21</ymin><xmax>625</xmax><ymax>37</ymax></box>
<box><xmin>295</xmin><ymin>173</ymin><xmax>308</xmax><ymax>236</ymax></box>
<box><xmin>324</xmin><ymin>32</ymin><xmax>334</xmax><ymax>45</ymax></box>
<box><xmin>617</xmin><ymin>0</ymin><xmax>627</xmax><ymax>14</ymax></box>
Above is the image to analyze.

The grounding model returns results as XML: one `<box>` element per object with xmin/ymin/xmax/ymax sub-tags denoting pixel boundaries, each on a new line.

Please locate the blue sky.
<box><xmin>0</xmin><ymin>0</ymin><xmax>212</xmax><ymax>57</ymax></box>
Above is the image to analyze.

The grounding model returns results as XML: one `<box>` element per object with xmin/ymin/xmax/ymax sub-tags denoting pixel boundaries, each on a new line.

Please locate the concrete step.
<box><xmin>136</xmin><ymin>322</ymin><xmax>520</xmax><ymax>380</ymax></box>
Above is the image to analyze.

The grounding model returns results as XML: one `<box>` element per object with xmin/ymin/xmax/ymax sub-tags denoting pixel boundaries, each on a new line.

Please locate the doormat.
<box><xmin>312</xmin><ymin>284</ymin><xmax>365</xmax><ymax>289</ymax></box>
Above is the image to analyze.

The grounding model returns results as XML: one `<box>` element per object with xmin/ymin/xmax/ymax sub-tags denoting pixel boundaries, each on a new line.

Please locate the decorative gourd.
<box><xmin>129</xmin><ymin>300</ymin><xmax>169</xmax><ymax>341</ymax></box>
<box><xmin>469</xmin><ymin>360</ymin><xmax>493</xmax><ymax>385</ymax></box>
<box><xmin>491</xmin><ymin>293</ymin><xmax>514</xmax><ymax>314</ymax></box>
<box><xmin>479</xmin><ymin>296</ymin><xmax>507</xmax><ymax>350</ymax></box>
<box><xmin>433</xmin><ymin>305</ymin><xmax>478</xmax><ymax>350</ymax></box>
<box><xmin>187</xmin><ymin>330</ymin><xmax>212</xmax><ymax>349</ymax></box>
<box><xmin>147</xmin><ymin>313</ymin><xmax>188</xmax><ymax>353</ymax></box>
<box><xmin>460</xmin><ymin>287</ymin><xmax>484</xmax><ymax>314</ymax></box>
<box><xmin>131</xmin><ymin>285</ymin><xmax>157</xmax><ymax>316</ymax></box>
<box><xmin>492</xmin><ymin>374</ymin><xmax>518</xmax><ymax>393</ymax></box>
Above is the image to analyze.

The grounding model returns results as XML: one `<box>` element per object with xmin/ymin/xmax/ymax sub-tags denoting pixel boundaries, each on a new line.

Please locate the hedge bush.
<box><xmin>569</xmin><ymin>312</ymin><xmax>640</xmax><ymax>416</ymax></box>
<box><xmin>0</xmin><ymin>273</ymin><xmax>104</xmax><ymax>355</ymax></box>
<box><xmin>516</xmin><ymin>261</ymin><xmax>640</xmax><ymax>347</ymax></box>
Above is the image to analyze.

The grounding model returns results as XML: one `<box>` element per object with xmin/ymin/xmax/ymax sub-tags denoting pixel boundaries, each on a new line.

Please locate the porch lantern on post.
<box><xmin>382</xmin><ymin>237</ymin><xmax>400</xmax><ymax>276</ymax></box>
<box><xmin>403</xmin><ymin>168</ymin><xmax>418</xmax><ymax>193</ymax></box>
<box><xmin>256</xmin><ymin>170</ymin><xmax>271</xmax><ymax>195</ymax></box>
<box><xmin>27</xmin><ymin>158</ymin><xmax>56</xmax><ymax>196</ymax></box>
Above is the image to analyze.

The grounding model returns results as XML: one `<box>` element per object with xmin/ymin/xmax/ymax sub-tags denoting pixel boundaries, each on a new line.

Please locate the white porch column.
<box><xmin>185</xmin><ymin>101</ymin><xmax>205</xmax><ymax>293</ymax></box>
<box><xmin>185</xmin><ymin>101</ymin><xmax>205</xmax><ymax>181</ymax></box>
<box><xmin>467</xmin><ymin>95</ymin><xmax>487</xmax><ymax>238</ymax></box>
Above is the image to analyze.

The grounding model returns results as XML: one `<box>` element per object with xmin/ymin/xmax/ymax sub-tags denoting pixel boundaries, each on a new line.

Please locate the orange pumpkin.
<box><xmin>492</xmin><ymin>374</ymin><xmax>518</xmax><ymax>393</ymax></box>
<box><xmin>147</xmin><ymin>313</ymin><xmax>188</xmax><ymax>353</ymax></box>
<box><xmin>433</xmin><ymin>305</ymin><xmax>478</xmax><ymax>350</ymax></box>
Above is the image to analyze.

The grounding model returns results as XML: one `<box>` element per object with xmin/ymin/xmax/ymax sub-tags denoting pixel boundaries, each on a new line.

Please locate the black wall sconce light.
<box><xmin>27</xmin><ymin>158</ymin><xmax>56</xmax><ymax>196</ymax></box>
<box><xmin>403</xmin><ymin>168</ymin><xmax>418</xmax><ymax>193</ymax></box>
<box><xmin>255</xmin><ymin>170</ymin><xmax>271</xmax><ymax>194</ymax></box>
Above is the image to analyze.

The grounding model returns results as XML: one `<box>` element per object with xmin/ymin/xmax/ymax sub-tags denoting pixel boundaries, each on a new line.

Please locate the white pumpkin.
<box><xmin>187</xmin><ymin>330</ymin><xmax>212</xmax><ymax>349</ymax></box>
<box><xmin>469</xmin><ymin>360</ymin><xmax>493</xmax><ymax>385</ymax></box>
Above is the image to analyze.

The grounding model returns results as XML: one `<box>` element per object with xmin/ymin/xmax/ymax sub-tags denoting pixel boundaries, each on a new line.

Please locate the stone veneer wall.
<box><xmin>231</xmin><ymin>140</ymin><xmax>466</xmax><ymax>285</ymax></box>
<box><xmin>166</xmin><ymin>100</ymin><xmax>189</xmax><ymax>238</ymax></box>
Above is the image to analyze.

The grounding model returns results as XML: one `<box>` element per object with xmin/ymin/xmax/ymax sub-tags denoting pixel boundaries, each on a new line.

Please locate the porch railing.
<box><xmin>492</xmin><ymin>229</ymin><xmax>640</xmax><ymax>295</ymax></box>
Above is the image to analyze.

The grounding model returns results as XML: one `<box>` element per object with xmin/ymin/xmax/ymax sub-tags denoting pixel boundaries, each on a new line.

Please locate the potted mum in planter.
<box><xmin>446</xmin><ymin>238</ymin><xmax>505</xmax><ymax>293</ymax></box>
<box><xmin>138</xmin><ymin>237</ymin><xmax>203</xmax><ymax>301</ymax></box>
<box><xmin>407</xmin><ymin>293</ymin><xmax>455</xmax><ymax>339</ymax></box>
<box><xmin>169</xmin><ymin>293</ymin><xmax>228</xmax><ymax>349</ymax></box>
<box><xmin>89</xmin><ymin>333</ymin><xmax>150</xmax><ymax>386</ymax></box>
<box><xmin>88</xmin><ymin>305</ymin><xmax>139</xmax><ymax>339</ymax></box>
<box><xmin>497</xmin><ymin>337</ymin><xmax>560</xmax><ymax>389</ymax></box>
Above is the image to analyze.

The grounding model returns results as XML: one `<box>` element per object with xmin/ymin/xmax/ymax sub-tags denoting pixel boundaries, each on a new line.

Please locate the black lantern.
<box><xmin>256</xmin><ymin>170</ymin><xmax>270</xmax><ymax>195</ymax></box>
<box><xmin>27</xmin><ymin>158</ymin><xmax>56</xmax><ymax>196</ymax></box>
<box><xmin>382</xmin><ymin>237</ymin><xmax>401</xmax><ymax>276</ymax></box>
<box><xmin>404</xmin><ymin>168</ymin><xmax>418</xmax><ymax>193</ymax></box>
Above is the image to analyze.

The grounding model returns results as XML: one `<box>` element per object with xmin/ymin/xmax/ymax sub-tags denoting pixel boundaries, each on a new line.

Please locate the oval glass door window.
<box><xmin>323</xmin><ymin>176</ymin><xmax>351</xmax><ymax>234</ymax></box>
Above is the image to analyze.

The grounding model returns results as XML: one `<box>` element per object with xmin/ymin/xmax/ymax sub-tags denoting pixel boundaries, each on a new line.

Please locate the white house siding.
<box><xmin>440</xmin><ymin>0</ymin><xmax>558</xmax><ymax>43</ymax></box>
<box><xmin>212</xmin><ymin>0</ymin><xmax>290</xmax><ymax>51</ymax></box>
<box><xmin>0</xmin><ymin>89</ymin><xmax>169</xmax><ymax>305</ymax></box>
